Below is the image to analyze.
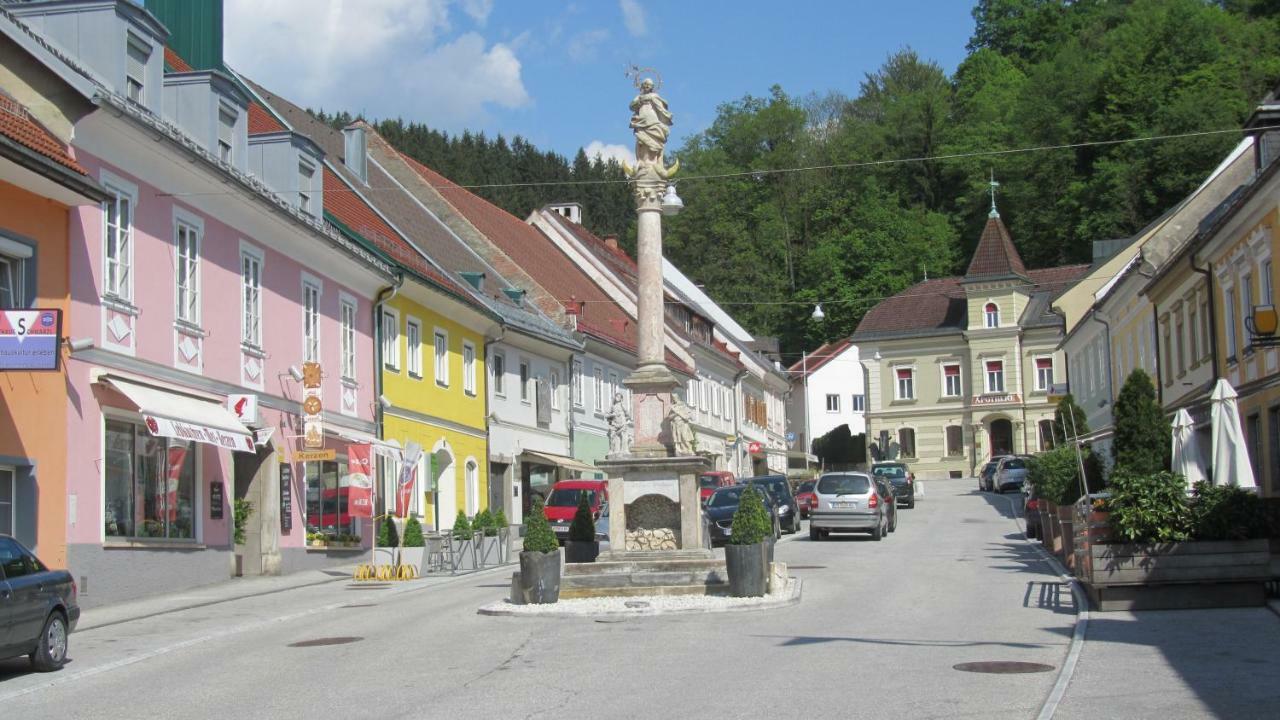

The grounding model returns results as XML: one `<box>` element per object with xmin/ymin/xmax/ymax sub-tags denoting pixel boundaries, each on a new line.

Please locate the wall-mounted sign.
<box><xmin>973</xmin><ymin>393</ymin><xmax>1020</xmax><ymax>406</ymax></box>
<box><xmin>143</xmin><ymin>414</ymin><xmax>256</xmax><ymax>452</ymax></box>
<box><xmin>302</xmin><ymin>362</ymin><xmax>324</xmax><ymax>448</ymax></box>
<box><xmin>292</xmin><ymin>448</ymin><xmax>336</xmax><ymax>463</ymax></box>
<box><xmin>279</xmin><ymin>464</ymin><xmax>293</xmax><ymax>532</ymax></box>
<box><xmin>748</xmin><ymin>441</ymin><xmax>763</xmax><ymax>455</ymax></box>
<box><xmin>228</xmin><ymin>394</ymin><xmax>260</xmax><ymax>425</ymax></box>
<box><xmin>210</xmin><ymin>480</ymin><xmax>224</xmax><ymax>520</ymax></box>
<box><xmin>0</xmin><ymin>308</ymin><xmax>62</xmax><ymax>371</ymax></box>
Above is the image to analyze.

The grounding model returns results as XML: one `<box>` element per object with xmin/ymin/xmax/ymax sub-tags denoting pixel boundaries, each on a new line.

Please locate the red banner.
<box><xmin>395</xmin><ymin>456</ymin><xmax>418</xmax><ymax>518</ymax></box>
<box><xmin>161</xmin><ymin>445</ymin><xmax>187</xmax><ymax>522</ymax></box>
<box><xmin>346</xmin><ymin>444</ymin><xmax>374</xmax><ymax>519</ymax></box>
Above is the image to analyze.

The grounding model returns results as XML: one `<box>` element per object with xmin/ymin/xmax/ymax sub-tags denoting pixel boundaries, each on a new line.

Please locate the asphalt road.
<box><xmin>0</xmin><ymin>479</ymin><xmax>1078</xmax><ymax>719</ymax></box>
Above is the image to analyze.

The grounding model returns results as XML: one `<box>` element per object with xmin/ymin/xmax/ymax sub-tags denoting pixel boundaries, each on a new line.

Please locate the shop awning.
<box><xmin>519</xmin><ymin>450</ymin><xmax>599</xmax><ymax>474</ymax></box>
<box><xmin>102</xmin><ymin>376</ymin><xmax>256</xmax><ymax>453</ymax></box>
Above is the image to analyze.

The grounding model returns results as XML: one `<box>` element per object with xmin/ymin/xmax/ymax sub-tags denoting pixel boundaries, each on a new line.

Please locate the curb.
<box><xmin>992</xmin><ymin>493</ymin><xmax>1089</xmax><ymax>720</ymax></box>
<box><xmin>477</xmin><ymin>577</ymin><xmax>803</xmax><ymax>618</ymax></box>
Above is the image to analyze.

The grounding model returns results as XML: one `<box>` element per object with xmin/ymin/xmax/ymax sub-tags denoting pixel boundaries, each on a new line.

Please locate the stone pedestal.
<box><xmin>622</xmin><ymin>368</ymin><xmax>681</xmax><ymax>459</ymax></box>
<box><xmin>598</xmin><ymin>455</ymin><xmax>711</xmax><ymax>558</ymax></box>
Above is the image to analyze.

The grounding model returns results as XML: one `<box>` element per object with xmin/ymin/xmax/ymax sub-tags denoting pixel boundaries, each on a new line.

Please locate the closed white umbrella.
<box><xmin>1209</xmin><ymin>379</ymin><xmax>1256</xmax><ymax>489</ymax></box>
<box><xmin>1171</xmin><ymin>408</ymin><xmax>1207</xmax><ymax>488</ymax></box>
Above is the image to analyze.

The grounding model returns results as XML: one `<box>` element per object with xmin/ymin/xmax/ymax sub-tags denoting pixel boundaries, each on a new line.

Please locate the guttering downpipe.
<box><xmin>374</xmin><ymin>275</ymin><xmax>403</xmax><ymax>448</ymax></box>
<box><xmin>1090</xmin><ymin>311</ymin><xmax>1115</xmax><ymax>405</ymax></box>
<box><xmin>1190</xmin><ymin>251</ymin><xmax>1218</xmax><ymax>379</ymax></box>
<box><xmin>1151</xmin><ymin>303</ymin><xmax>1163</xmax><ymax>407</ymax></box>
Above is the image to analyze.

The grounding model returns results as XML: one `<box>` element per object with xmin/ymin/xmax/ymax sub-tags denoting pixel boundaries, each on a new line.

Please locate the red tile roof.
<box><xmin>0</xmin><ymin>93</ymin><xmax>86</xmax><ymax>175</ymax></box>
<box><xmin>247</xmin><ymin>102</ymin><xmax>286</xmax><ymax>134</ymax></box>
<box><xmin>966</xmin><ymin>215</ymin><xmax>1028</xmax><ymax>278</ymax></box>
<box><xmin>787</xmin><ymin>338</ymin><xmax>853</xmax><ymax>377</ymax></box>
<box><xmin>163</xmin><ymin>46</ymin><xmax>192</xmax><ymax>72</ymax></box>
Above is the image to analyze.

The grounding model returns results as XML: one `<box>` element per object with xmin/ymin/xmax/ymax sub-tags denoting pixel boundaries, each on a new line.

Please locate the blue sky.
<box><xmin>225</xmin><ymin>1</ymin><xmax>976</xmax><ymax>164</ymax></box>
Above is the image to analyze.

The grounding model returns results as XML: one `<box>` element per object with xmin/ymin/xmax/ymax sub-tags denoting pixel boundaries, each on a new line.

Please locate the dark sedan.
<box><xmin>745</xmin><ymin>475</ymin><xmax>803</xmax><ymax>534</ymax></box>
<box><xmin>872</xmin><ymin>462</ymin><xmax>916</xmax><ymax>509</ymax></box>
<box><xmin>703</xmin><ymin>486</ymin><xmax>781</xmax><ymax>547</ymax></box>
<box><xmin>1</xmin><ymin>535</ymin><xmax>79</xmax><ymax>671</ymax></box>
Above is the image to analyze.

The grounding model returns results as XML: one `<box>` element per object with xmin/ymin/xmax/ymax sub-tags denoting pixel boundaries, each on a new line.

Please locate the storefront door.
<box><xmin>989</xmin><ymin>419</ymin><xmax>1013</xmax><ymax>457</ymax></box>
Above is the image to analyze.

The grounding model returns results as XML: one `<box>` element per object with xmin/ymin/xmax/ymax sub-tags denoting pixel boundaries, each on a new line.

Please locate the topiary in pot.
<box><xmin>725</xmin><ymin>486</ymin><xmax>771</xmax><ymax>597</ymax></box>
<box><xmin>518</xmin><ymin>498</ymin><xmax>561</xmax><ymax>603</ymax></box>
<box><xmin>474</xmin><ymin>508</ymin><xmax>497</xmax><ymax>537</ymax></box>
<box><xmin>402</xmin><ymin>516</ymin><xmax>425</xmax><ymax>547</ymax></box>
<box><xmin>377</xmin><ymin>515</ymin><xmax>399</xmax><ymax>548</ymax></box>
<box><xmin>494</xmin><ymin>508</ymin><xmax>509</xmax><ymax>532</ymax></box>
<box><xmin>565</xmin><ymin>491</ymin><xmax>600</xmax><ymax>563</ymax></box>
<box><xmin>452</xmin><ymin>510</ymin><xmax>473</xmax><ymax>540</ymax></box>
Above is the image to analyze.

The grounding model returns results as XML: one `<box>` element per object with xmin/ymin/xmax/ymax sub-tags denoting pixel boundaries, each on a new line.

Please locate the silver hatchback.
<box><xmin>809</xmin><ymin>472</ymin><xmax>889</xmax><ymax>541</ymax></box>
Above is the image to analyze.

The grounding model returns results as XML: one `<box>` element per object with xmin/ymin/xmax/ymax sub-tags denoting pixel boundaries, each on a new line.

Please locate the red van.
<box><xmin>697</xmin><ymin>471</ymin><xmax>736</xmax><ymax>503</ymax></box>
<box><xmin>543</xmin><ymin>479</ymin><xmax>609</xmax><ymax>543</ymax></box>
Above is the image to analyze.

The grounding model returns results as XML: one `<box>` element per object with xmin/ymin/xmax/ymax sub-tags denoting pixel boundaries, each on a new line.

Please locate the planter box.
<box><xmin>1080</xmin><ymin>539</ymin><xmax>1270</xmax><ymax>611</ymax></box>
<box><xmin>475</xmin><ymin>535</ymin><xmax>503</xmax><ymax>567</ymax></box>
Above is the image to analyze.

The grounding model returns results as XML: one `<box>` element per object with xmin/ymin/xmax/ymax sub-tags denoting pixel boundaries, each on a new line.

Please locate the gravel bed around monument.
<box><xmin>478</xmin><ymin>577</ymin><xmax>801</xmax><ymax>617</ymax></box>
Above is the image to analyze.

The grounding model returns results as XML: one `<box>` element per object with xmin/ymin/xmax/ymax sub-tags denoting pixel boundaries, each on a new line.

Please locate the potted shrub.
<box><xmin>374</xmin><ymin>515</ymin><xmax>400</xmax><ymax>565</ymax></box>
<box><xmin>725</xmin><ymin>486</ymin><xmax>771</xmax><ymax>597</ymax></box>
<box><xmin>564</xmin><ymin>491</ymin><xmax>600</xmax><ymax>563</ymax></box>
<box><xmin>451</xmin><ymin>511</ymin><xmax>476</xmax><ymax>571</ymax></box>
<box><xmin>494</xmin><ymin>508</ymin><xmax>511</xmax><ymax>562</ymax></box>
<box><xmin>473</xmin><ymin>509</ymin><xmax>500</xmax><ymax>566</ymax></box>
<box><xmin>232</xmin><ymin>498</ymin><xmax>253</xmax><ymax>576</ymax></box>
<box><xmin>517</xmin><ymin>498</ymin><xmax>561</xmax><ymax>604</ymax></box>
<box><xmin>400</xmin><ymin>516</ymin><xmax>426</xmax><ymax>572</ymax></box>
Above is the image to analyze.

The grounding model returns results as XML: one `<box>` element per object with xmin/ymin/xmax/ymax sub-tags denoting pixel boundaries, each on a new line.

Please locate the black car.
<box><xmin>703</xmin><ymin>486</ymin><xmax>781</xmax><ymax>547</ymax></box>
<box><xmin>745</xmin><ymin>475</ymin><xmax>803</xmax><ymax>534</ymax></box>
<box><xmin>872</xmin><ymin>462</ymin><xmax>916</xmax><ymax>509</ymax></box>
<box><xmin>1</xmin><ymin>535</ymin><xmax>79</xmax><ymax>671</ymax></box>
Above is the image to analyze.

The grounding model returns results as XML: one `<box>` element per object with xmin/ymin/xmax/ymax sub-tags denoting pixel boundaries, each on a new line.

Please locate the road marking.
<box><xmin>991</xmin><ymin>492</ymin><xmax>1089</xmax><ymax>720</ymax></box>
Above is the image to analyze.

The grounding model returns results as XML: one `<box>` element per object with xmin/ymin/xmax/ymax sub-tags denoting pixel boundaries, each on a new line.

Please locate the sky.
<box><xmin>223</xmin><ymin>1</ymin><xmax>976</xmax><ymax>165</ymax></box>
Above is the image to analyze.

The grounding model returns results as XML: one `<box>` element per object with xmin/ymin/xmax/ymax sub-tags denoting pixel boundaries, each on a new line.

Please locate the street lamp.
<box><xmin>811</xmin><ymin>304</ymin><xmax>825</xmax><ymax>321</ymax></box>
<box><xmin>1245</xmin><ymin>304</ymin><xmax>1278</xmax><ymax>347</ymax></box>
<box><xmin>660</xmin><ymin>184</ymin><xmax>684</xmax><ymax>216</ymax></box>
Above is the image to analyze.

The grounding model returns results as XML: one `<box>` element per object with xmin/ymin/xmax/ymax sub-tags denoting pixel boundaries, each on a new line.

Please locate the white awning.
<box><xmin>520</xmin><ymin>450</ymin><xmax>598</xmax><ymax>474</ymax></box>
<box><xmin>328</xmin><ymin>426</ymin><xmax>403</xmax><ymax>462</ymax></box>
<box><xmin>102</xmin><ymin>376</ymin><xmax>256</xmax><ymax>453</ymax></box>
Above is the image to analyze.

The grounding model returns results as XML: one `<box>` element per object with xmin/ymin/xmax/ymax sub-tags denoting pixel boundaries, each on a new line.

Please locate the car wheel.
<box><xmin>30</xmin><ymin>611</ymin><xmax>68</xmax><ymax>672</ymax></box>
<box><xmin>792</xmin><ymin>514</ymin><xmax>802</xmax><ymax>534</ymax></box>
<box><xmin>890</xmin><ymin>514</ymin><xmax>897</xmax><ymax>532</ymax></box>
<box><xmin>870</xmin><ymin>520</ymin><xmax>883</xmax><ymax>541</ymax></box>
<box><xmin>809</xmin><ymin>524</ymin><xmax>820</xmax><ymax>541</ymax></box>
<box><xmin>906</xmin><ymin>498</ymin><xmax>915</xmax><ymax>509</ymax></box>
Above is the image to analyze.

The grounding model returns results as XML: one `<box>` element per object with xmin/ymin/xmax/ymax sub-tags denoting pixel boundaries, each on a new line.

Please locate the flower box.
<box><xmin>1079</xmin><ymin>539</ymin><xmax>1270</xmax><ymax>611</ymax></box>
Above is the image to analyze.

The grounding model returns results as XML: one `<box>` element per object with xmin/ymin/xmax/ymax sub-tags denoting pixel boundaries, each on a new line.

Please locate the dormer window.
<box><xmin>298</xmin><ymin>160</ymin><xmax>315</xmax><ymax>214</ymax></box>
<box><xmin>126</xmin><ymin>34</ymin><xmax>150</xmax><ymax>104</ymax></box>
<box><xmin>217</xmin><ymin>106</ymin><xmax>236</xmax><ymax>163</ymax></box>
<box><xmin>984</xmin><ymin>302</ymin><xmax>1000</xmax><ymax>328</ymax></box>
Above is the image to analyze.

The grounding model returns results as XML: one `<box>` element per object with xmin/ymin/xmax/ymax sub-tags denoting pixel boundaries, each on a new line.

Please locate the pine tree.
<box><xmin>1053</xmin><ymin>393</ymin><xmax>1090</xmax><ymax>443</ymax></box>
<box><xmin>522</xmin><ymin>499</ymin><xmax>558</xmax><ymax>554</ymax></box>
<box><xmin>1112</xmin><ymin>369</ymin><xmax>1170</xmax><ymax>476</ymax></box>
<box><xmin>402</xmin><ymin>516</ymin><xmax>425</xmax><ymax>547</ymax></box>
<box><xmin>376</xmin><ymin>515</ymin><xmax>399</xmax><ymax>547</ymax></box>
<box><xmin>568</xmin><ymin>491</ymin><xmax>596</xmax><ymax>543</ymax></box>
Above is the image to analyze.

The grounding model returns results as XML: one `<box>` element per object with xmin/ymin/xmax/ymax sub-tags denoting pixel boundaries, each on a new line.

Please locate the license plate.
<box><xmin>833</xmin><ymin>502</ymin><xmax>857</xmax><ymax>509</ymax></box>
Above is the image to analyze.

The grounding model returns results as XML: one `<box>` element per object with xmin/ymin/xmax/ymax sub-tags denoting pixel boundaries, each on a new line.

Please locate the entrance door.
<box><xmin>989</xmin><ymin>419</ymin><xmax>1013</xmax><ymax>457</ymax></box>
<box><xmin>233</xmin><ymin>447</ymin><xmax>273</xmax><ymax>575</ymax></box>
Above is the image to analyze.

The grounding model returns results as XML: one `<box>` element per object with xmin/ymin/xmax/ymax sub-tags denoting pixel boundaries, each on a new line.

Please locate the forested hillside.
<box><xmin>320</xmin><ymin>0</ymin><xmax>1280</xmax><ymax>360</ymax></box>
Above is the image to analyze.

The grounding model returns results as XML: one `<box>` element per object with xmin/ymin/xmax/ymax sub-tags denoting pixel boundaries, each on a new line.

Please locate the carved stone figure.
<box><xmin>630</xmin><ymin>78</ymin><xmax>672</xmax><ymax>165</ymax></box>
<box><xmin>606</xmin><ymin>392</ymin><xmax>632</xmax><ymax>456</ymax></box>
<box><xmin>668</xmin><ymin>395</ymin><xmax>695</xmax><ymax>456</ymax></box>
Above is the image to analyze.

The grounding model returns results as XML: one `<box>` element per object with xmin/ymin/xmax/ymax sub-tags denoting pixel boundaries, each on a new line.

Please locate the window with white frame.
<box><xmin>340</xmin><ymin>298</ymin><xmax>356</xmax><ymax>380</ymax></box>
<box><xmin>125</xmin><ymin>34</ymin><xmax>149</xmax><ymax>104</ymax></box>
<box><xmin>298</xmin><ymin>160</ymin><xmax>315</xmax><ymax>214</ymax></box>
<box><xmin>1226</xmin><ymin>286</ymin><xmax>1238</xmax><ymax>359</ymax></box>
<box><xmin>1242</xmin><ymin>273</ymin><xmax>1254</xmax><ymax>351</ymax></box>
<box><xmin>175</xmin><ymin>220</ymin><xmax>200</xmax><ymax>325</ymax></box>
<box><xmin>572</xmin><ymin>360</ymin><xmax>583</xmax><ymax>407</ymax></box>
<box><xmin>984</xmin><ymin>302</ymin><xmax>1000</xmax><ymax>328</ymax></box>
<box><xmin>465</xmin><ymin>460</ymin><xmax>479</xmax><ymax>515</ymax></box>
<box><xmin>382</xmin><ymin>309</ymin><xmax>400</xmax><ymax>371</ymax></box>
<box><xmin>895</xmin><ymin>367</ymin><xmax>915</xmax><ymax>400</ymax></box>
<box><xmin>825</xmin><ymin>394</ymin><xmax>840</xmax><ymax>412</ymax></box>
<box><xmin>433</xmin><ymin>329</ymin><xmax>448</xmax><ymax>386</ymax></box>
<box><xmin>404</xmin><ymin>319</ymin><xmax>421</xmax><ymax>377</ymax></box>
<box><xmin>687</xmin><ymin>379</ymin><xmax>697</xmax><ymax>409</ymax></box>
<box><xmin>943</xmin><ymin>363</ymin><xmax>962</xmax><ymax>397</ymax></box>
<box><xmin>0</xmin><ymin>235</ymin><xmax>33</xmax><ymax>308</ymax></box>
<box><xmin>491</xmin><ymin>352</ymin><xmax>505</xmax><ymax>395</ymax></box>
<box><xmin>1188</xmin><ymin>305</ymin><xmax>1199</xmax><ymax>366</ymax></box>
<box><xmin>103</xmin><ymin>186</ymin><xmax>133</xmax><ymax>301</ymax></box>
<box><xmin>703</xmin><ymin>378</ymin><xmax>711</xmax><ymax>411</ymax></box>
<box><xmin>240</xmin><ymin>249</ymin><xmax>261</xmax><ymax>347</ymax></box>
<box><xmin>985</xmin><ymin>360</ymin><xmax>1005</xmax><ymax>394</ymax></box>
<box><xmin>1263</xmin><ymin>259</ymin><xmax>1274</xmax><ymax>306</ymax></box>
<box><xmin>851</xmin><ymin>394</ymin><xmax>865</xmax><ymax>412</ymax></box>
<box><xmin>712</xmin><ymin>382</ymin><xmax>721</xmax><ymax>417</ymax></box>
<box><xmin>550</xmin><ymin>370</ymin><xmax>561</xmax><ymax>410</ymax></box>
<box><xmin>463</xmin><ymin>342</ymin><xmax>476</xmax><ymax>395</ymax></box>
<box><xmin>520</xmin><ymin>360</ymin><xmax>531</xmax><ymax>403</ymax></box>
<box><xmin>217</xmin><ymin>106</ymin><xmax>236</xmax><ymax>163</ymax></box>
<box><xmin>303</xmin><ymin>280</ymin><xmax>320</xmax><ymax>363</ymax></box>
<box><xmin>593</xmin><ymin>367</ymin><xmax>604</xmax><ymax>411</ymax></box>
<box><xmin>1035</xmin><ymin>357</ymin><xmax>1053</xmax><ymax>392</ymax></box>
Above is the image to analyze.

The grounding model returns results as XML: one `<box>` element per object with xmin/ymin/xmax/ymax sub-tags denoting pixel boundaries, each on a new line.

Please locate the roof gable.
<box><xmin>965</xmin><ymin>215</ymin><xmax>1028</xmax><ymax>280</ymax></box>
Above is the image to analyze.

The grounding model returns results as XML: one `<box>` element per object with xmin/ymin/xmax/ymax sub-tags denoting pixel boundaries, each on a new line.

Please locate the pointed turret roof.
<box><xmin>964</xmin><ymin>215</ymin><xmax>1029</xmax><ymax>280</ymax></box>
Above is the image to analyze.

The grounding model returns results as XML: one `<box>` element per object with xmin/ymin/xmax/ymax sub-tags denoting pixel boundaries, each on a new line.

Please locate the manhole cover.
<box><xmin>289</xmin><ymin>636</ymin><xmax>364</xmax><ymax>648</ymax></box>
<box><xmin>341</xmin><ymin>603</ymin><xmax>377</xmax><ymax>608</ymax></box>
<box><xmin>788</xmin><ymin>565</ymin><xmax>827</xmax><ymax>570</ymax></box>
<box><xmin>954</xmin><ymin>661</ymin><xmax>1055</xmax><ymax>674</ymax></box>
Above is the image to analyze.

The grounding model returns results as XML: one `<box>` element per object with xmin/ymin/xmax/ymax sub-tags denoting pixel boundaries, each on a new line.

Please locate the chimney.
<box><xmin>604</xmin><ymin>235</ymin><xmax>619</xmax><ymax>251</ymax></box>
<box><xmin>146</xmin><ymin>0</ymin><xmax>224</xmax><ymax>70</ymax></box>
<box><xmin>547</xmin><ymin>203</ymin><xmax>583</xmax><ymax>224</ymax></box>
<box><xmin>343</xmin><ymin>123</ymin><xmax>368</xmax><ymax>185</ymax></box>
<box><xmin>1244</xmin><ymin>83</ymin><xmax>1280</xmax><ymax>171</ymax></box>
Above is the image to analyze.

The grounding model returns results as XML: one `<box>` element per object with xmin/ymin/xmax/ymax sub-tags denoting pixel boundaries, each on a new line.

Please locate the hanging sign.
<box><xmin>279</xmin><ymin>464</ymin><xmax>293</xmax><ymax>532</ymax></box>
<box><xmin>0</xmin><ymin>308</ymin><xmax>61</xmax><ymax>371</ymax></box>
<box><xmin>346</xmin><ymin>444</ymin><xmax>374</xmax><ymax>519</ymax></box>
<box><xmin>292</xmin><ymin>448</ymin><xmax>336</xmax><ymax>463</ymax></box>
<box><xmin>228</xmin><ymin>394</ymin><xmax>260</xmax><ymax>426</ymax></box>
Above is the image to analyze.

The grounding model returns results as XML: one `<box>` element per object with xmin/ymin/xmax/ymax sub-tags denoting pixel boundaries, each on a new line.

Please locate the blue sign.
<box><xmin>0</xmin><ymin>309</ymin><xmax>62</xmax><ymax>371</ymax></box>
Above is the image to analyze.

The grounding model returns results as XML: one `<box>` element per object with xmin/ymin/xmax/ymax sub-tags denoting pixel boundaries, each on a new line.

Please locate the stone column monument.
<box><xmin>598</xmin><ymin>75</ymin><xmax>711</xmax><ymax>557</ymax></box>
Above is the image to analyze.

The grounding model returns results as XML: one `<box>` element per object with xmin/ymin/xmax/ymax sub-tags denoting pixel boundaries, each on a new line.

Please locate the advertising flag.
<box><xmin>396</xmin><ymin>441</ymin><xmax>423</xmax><ymax>517</ymax></box>
<box><xmin>162</xmin><ymin>444</ymin><xmax>187</xmax><ymax>522</ymax></box>
<box><xmin>345</xmin><ymin>443</ymin><xmax>374</xmax><ymax>519</ymax></box>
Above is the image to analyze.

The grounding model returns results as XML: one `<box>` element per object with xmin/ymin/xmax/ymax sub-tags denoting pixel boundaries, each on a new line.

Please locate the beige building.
<box><xmin>852</xmin><ymin>212</ymin><xmax>1088</xmax><ymax>479</ymax></box>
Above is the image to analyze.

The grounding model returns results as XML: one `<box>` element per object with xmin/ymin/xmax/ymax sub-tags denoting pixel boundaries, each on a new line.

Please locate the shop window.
<box><xmin>104</xmin><ymin>419</ymin><xmax>197</xmax><ymax>540</ymax></box>
<box><xmin>304</xmin><ymin>459</ymin><xmax>355</xmax><ymax>539</ymax></box>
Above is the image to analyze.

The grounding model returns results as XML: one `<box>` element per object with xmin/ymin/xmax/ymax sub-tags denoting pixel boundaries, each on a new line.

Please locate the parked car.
<box><xmin>872</xmin><ymin>476</ymin><xmax>898</xmax><ymax>533</ymax></box>
<box><xmin>980</xmin><ymin>455</ymin><xmax>1011</xmax><ymax>492</ymax></box>
<box><xmin>809</xmin><ymin>472</ymin><xmax>891</xmax><ymax>541</ymax></box>
<box><xmin>1023</xmin><ymin>483</ymin><xmax>1043</xmax><ymax>540</ymax></box>
<box><xmin>794</xmin><ymin>480</ymin><xmax>817</xmax><ymax>518</ymax></box>
<box><xmin>872</xmin><ymin>462</ymin><xmax>916</xmax><ymax>508</ymax></box>
<box><xmin>543</xmin><ymin>479</ymin><xmax>609</xmax><ymax>543</ymax></box>
<box><xmin>697</xmin><ymin>471</ymin><xmax>737</xmax><ymax>503</ymax></box>
<box><xmin>703</xmin><ymin>485</ymin><xmax>781</xmax><ymax>547</ymax></box>
<box><xmin>0</xmin><ymin>535</ymin><xmax>79</xmax><ymax>671</ymax></box>
<box><xmin>744</xmin><ymin>475</ymin><xmax>803</xmax><ymax>534</ymax></box>
<box><xmin>993</xmin><ymin>455</ymin><xmax>1031</xmax><ymax>493</ymax></box>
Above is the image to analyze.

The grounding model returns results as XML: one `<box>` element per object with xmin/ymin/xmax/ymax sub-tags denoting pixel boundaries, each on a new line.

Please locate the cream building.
<box><xmin>852</xmin><ymin>212</ymin><xmax>1088</xmax><ymax>479</ymax></box>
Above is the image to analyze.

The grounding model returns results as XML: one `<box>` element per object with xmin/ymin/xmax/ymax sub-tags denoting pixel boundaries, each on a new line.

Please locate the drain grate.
<box><xmin>954</xmin><ymin>661</ymin><xmax>1055</xmax><ymax>674</ymax></box>
<box><xmin>289</xmin><ymin>636</ymin><xmax>364</xmax><ymax>648</ymax></box>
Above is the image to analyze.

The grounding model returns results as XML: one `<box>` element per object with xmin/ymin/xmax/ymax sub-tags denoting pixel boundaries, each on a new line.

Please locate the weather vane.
<box><xmin>624</xmin><ymin>64</ymin><xmax>663</xmax><ymax>91</ymax></box>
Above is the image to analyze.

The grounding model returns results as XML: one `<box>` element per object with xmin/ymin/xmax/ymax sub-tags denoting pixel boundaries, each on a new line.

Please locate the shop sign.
<box><xmin>210</xmin><ymin>480</ymin><xmax>224</xmax><ymax>520</ymax></box>
<box><xmin>302</xmin><ymin>362</ymin><xmax>323</xmax><ymax>448</ymax></box>
<box><xmin>973</xmin><ymin>393</ymin><xmax>1020</xmax><ymax>406</ymax></box>
<box><xmin>0</xmin><ymin>308</ymin><xmax>62</xmax><ymax>371</ymax></box>
<box><xmin>292</xmin><ymin>448</ymin><xmax>336</xmax><ymax>463</ymax></box>
<box><xmin>143</xmin><ymin>414</ymin><xmax>256</xmax><ymax>452</ymax></box>
<box><xmin>228</xmin><ymin>394</ymin><xmax>260</xmax><ymax>425</ymax></box>
<box><xmin>279</xmin><ymin>464</ymin><xmax>293</xmax><ymax>532</ymax></box>
<box><xmin>346</xmin><ymin>444</ymin><xmax>374</xmax><ymax>519</ymax></box>
<box><xmin>748</xmin><ymin>441</ymin><xmax>763</xmax><ymax>455</ymax></box>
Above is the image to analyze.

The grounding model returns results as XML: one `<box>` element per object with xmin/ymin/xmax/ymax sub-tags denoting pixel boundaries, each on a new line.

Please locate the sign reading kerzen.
<box><xmin>0</xmin><ymin>308</ymin><xmax>62</xmax><ymax>371</ymax></box>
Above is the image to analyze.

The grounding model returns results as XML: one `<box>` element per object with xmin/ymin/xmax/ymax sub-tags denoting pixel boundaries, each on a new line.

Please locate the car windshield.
<box><xmin>797</xmin><ymin>481</ymin><xmax>815</xmax><ymax>493</ymax></box>
<box><xmin>817</xmin><ymin>474</ymin><xmax>870</xmax><ymax>495</ymax></box>
<box><xmin>751</xmin><ymin>479</ymin><xmax>788</xmax><ymax>498</ymax></box>
<box><xmin>546</xmin><ymin>488</ymin><xmax>597</xmax><ymax>507</ymax></box>
<box><xmin>698</xmin><ymin>475</ymin><xmax>723</xmax><ymax>489</ymax></box>
<box><xmin>874</xmin><ymin>465</ymin><xmax>906</xmax><ymax>479</ymax></box>
<box><xmin>1002</xmin><ymin>458</ymin><xmax>1027</xmax><ymax>470</ymax></box>
<box><xmin>707</xmin><ymin>487</ymin><xmax>745</xmax><ymax>507</ymax></box>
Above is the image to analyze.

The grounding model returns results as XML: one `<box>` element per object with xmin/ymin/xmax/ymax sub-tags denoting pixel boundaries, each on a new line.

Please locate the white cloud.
<box><xmin>583</xmin><ymin>141</ymin><xmax>634</xmax><ymax>166</ymax></box>
<box><xmin>567</xmin><ymin>28</ymin><xmax>609</xmax><ymax>62</ymax></box>
<box><xmin>224</xmin><ymin>0</ymin><xmax>527</xmax><ymax>129</ymax></box>
<box><xmin>619</xmin><ymin>0</ymin><xmax>647</xmax><ymax>37</ymax></box>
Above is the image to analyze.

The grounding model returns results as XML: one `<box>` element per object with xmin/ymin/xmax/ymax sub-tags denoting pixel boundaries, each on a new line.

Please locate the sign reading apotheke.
<box><xmin>0</xmin><ymin>308</ymin><xmax>62</xmax><ymax>371</ymax></box>
<box><xmin>143</xmin><ymin>414</ymin><xmax>256</xmax><ymax>452</ymax></box>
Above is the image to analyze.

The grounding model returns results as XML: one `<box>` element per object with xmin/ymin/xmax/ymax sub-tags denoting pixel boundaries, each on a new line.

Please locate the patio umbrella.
<box><xmin>1170</xmin><ymin>408</ymin><xmax>1207</xmax><ymax>488</ymax></box>
<box><xmin>1209</xmin><ymin>379</ymin><xmax>1256</xmax><ymax>488</ymax></box>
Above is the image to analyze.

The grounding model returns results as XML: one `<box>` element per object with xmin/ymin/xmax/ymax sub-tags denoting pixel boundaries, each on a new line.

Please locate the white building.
<box><xmin>785</xmin><ymin>339</ymin><xmax>866</xmax><ymax>459</ymax></box>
